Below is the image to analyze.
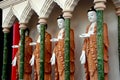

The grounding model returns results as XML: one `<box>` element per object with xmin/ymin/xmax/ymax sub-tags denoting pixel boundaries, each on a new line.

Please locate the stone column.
<box><xmin>2</xmin><ymin>27</ymin><xmax>10</xmax><ymax>80</ymax></box>
<box><xmin>94</xmin><ymin>0</ymin><xmax>106</xmax><ymax>80</ymax></box>
<box><xmin>116</xmin><ymin>7</ymin><xmax>120</xmax><ymax>74</ymax></box>
<box><xmin>63</xmin><ymin>11</ymin><xmax>72</xmax><ymax>80</ymax></box>
<box><xmin>38</xmin><ymin>18</ymin><xmax>47</xmax><ymax>80</ymax></box>
<box><xmin>19</xmin><ymin>23</ymin><xmax>27</xmax><ymax>80</ymax></box>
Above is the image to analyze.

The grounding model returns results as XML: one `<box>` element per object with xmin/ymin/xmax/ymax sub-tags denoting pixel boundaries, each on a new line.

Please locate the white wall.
<box><xmin>28</xmin><ymin>0</ymin><xmax>120</xmax><ymax>80</ymax></box>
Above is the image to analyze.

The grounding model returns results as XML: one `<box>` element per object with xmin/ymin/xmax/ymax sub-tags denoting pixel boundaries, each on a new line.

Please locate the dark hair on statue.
<box><xmin>87</xmin><ymin>6</ymin><xmax>96</xmax><ymax>13</ymax></box>
<box><xmin>57</xmin><ymin>14</ymin><xmax>65</xmax><ymax>20</ymax></box>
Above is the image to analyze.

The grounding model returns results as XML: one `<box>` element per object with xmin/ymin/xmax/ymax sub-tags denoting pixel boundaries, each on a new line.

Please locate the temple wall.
<box><xmin>28</xmin><ymin>0</ymin><xmax>120</xmax><ymax>80</ymax></box>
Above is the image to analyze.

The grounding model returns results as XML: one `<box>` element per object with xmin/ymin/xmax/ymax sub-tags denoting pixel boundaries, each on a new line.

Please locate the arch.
<box><xmin>53</xmin><ymin>0</ymin><xmax>80</xmax><ymax>11</ymax></box>
<box><xmin>39</xmin><ymin>0</ymin><xmax>56</xmax><ymax>18</ymax></box>
<box><xmin>112</xmin><ymin>0</ymin><xmax>120</xmax><ymax>7</ymax></box>
<box><xmin>29</xmin><ymin>0</ymin><xmax>55</xmax><ymax>18</ymax></box>
<box><xmin>2</xmin><ymin>8</ymin><xmax>16</xmax><ymax>28</ymax></box>
<box><xmin>19</xmin><ymin>1</ymin><xmax>34</xmax><ymax>23</ymax></box>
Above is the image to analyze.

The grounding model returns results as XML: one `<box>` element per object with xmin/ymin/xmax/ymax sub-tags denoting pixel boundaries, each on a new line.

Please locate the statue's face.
<box><xmin>37</xmin><ymin>24</ymin><xmax>41</xmax><ymax>33</ymax></box>
<box><xmin>87</xmin><ymin>11</ymin><xmax>97</xmax><ymax>23</ymax></box>
<box><xmin>57</xmin><ymin>19</ymin><xmax>64</xmax><ymax>29</ymax></box>
<box><xmin>25</xmin><ymin>30</ymin><xmax>29</xmax><ymax>36</ymax></box>
<box><xmin>19</xmin><ymin>29</ymin><xmax>29</xmax><ymax>36</ymax></box>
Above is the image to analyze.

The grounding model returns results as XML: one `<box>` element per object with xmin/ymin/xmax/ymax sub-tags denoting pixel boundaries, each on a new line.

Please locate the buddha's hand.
<box><xmin>79</xmin><ymin>33</ymin><xmax>90</xmax><ymax>38</ymax></box>
<box><xmin>12</xmin><ymin>56</ymin><xmax>17</xmax><ymax>66</ymax></box>
<box><xmin>29</xmin><ymin>42</ymin><xmax>37</xmax><ymax>46</ymax></box>
<box><xmin>80</xmin><ymin>50</ymin><xmax>86</xmax><ymax>64</ymax></box>
<box><xmin>29</xmin><ymin>55</ymin><xmax>35</xmax><ymax>66</ymax></box>
<box><xmin>12</xmin><ymin>45</ymin><xmax>19</xmax><ymax>48</ymax></box>
<box><xmin>50</xmin><ymin>53</ymin><xmax>56</xmax><ymax>65</ymax></box>
<box><xmin>50</xmin><ymin>38</ymin><xmax>58</xmax><ymax>42</ymax></box>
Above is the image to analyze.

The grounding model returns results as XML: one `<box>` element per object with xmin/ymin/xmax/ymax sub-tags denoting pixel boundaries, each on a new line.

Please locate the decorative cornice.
<box><xmin>116</xmin><ymin>7</ymin><xmax>120</xmax><ymax>15</ymax></box>
<box><xmin>63</xmin><ymin>11</ymin><xmax>72</xmax><ymax>18</ymax></box>
<box><xmin>54</xmin><ymin>0</ymin><xmax>79</xmax><ymax>12</ymax></box>
<box><xmin>3</xmin><ymin>27</ymin><xmax>10</xmax><ymax>33</ymax></box>
<box><xmin>54</xmin><ymin>0</ymin><xmax>64</xmax><ymax>9</ymax></box>
<box><xmin>20</xmin><ymin>1</ymin><xmax>34</xmax><ymax>23</ymax></box>
<box><xmin>0</xmin><ymin>0</ymin><xmax>26</xmax><ymax>9</ymax></box>
<box><xmin>38</xmin><ymin>18</ymin><xmax>47</xmax><ymax>24</ymax></box>
<box><xmin>94</xmin><ymin>0</ymin><xmax>106</xmax><ymax>10</ymax></box>
<box><xmin>64</xmin><ymin>0</ymin><xmax>79</xmax><ymax>11</ymax></box>
<box><xmin>39</xmin><ymin>0</ymin><xmax>55</xmax><ymax>18</ymax></box>
<box><xmin>113</xmin><ymin>0</ymin><xmax>120</xmax><ymax>8</ymax></box>
<box><xmin>2</xmin><ymin>8</ymin><xmax>16</xmax><ymax>28</ymax></box>
<box><xmin>19</xmin><ymin>23</ymin><xmax>27</xmax><ymax>29</ymax></box>
<box><xmin>113</xmin><ymin>0</ymin><xmax>120</xmax><ymax>4</ymax></box>
<box><xmin>29</xmin><ymin>0</ymin><xmax>43</xmax><ymax>16</ymax></box>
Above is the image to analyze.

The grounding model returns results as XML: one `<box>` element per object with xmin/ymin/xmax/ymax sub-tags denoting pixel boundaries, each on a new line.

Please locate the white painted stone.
<box><xmin>12</xmin><ymin>1</ymin><xmax>28</xmax><ymax>20</ymax></box>
<box><xmin>2</xmin><ymin>7</ymin><xmax>11</xmax><ymax>23</ymax></box>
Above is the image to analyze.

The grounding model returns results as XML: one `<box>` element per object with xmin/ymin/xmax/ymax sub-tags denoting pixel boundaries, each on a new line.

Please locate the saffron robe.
<box><xmin>33</xmin><ymin>32</ymin><xmax>52</xmax><ymax>80</ymax></box>
<box><xmin>83</xmin><ymin>23</ymin><xmax>109</xmax><ymax>80</ymax></box>
<box><xmin>16</xmin><ymin>36</ymin><xmax>33</xmax><ymax>80</ymax></box>
<box><xmin>53</xmin><ymin>29</ymin><xmax>75</xmax><ymax>80</ymax></box>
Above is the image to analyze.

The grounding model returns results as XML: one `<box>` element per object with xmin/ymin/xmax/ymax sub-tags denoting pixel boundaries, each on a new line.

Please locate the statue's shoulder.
<box><xmin>103</xmin><ymin>23</ymin><xmax>108</xmax><ymax>29</ymax></box>
<box><xmin>25</xmin><ymin>36</ymin><xmax>32</xmax><ymax>41</ymax></box>
<box><xmin>70</xmin><ymin>28</ymin><xmax>74</xmax><ymax>32</ymax></box>
<box><xmin>103</xmin><ymin>23</ymin><xmax>108</xmax><ymax>26</ymax></box>
<box><xmin>45</xmin><ymin>31</ymin><xmax>51</xmax><ymax>38</ymax></box>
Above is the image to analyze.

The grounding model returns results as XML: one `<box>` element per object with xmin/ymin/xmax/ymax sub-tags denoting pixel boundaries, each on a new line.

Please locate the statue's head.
<box><xmin>87</xmin><ymin>6</ymin><xmax>97</xmax><ymax>23</ymax></box>
<box><xmin>25</xmin><ymin>28</ymin><xmax>30</xmax><ymax>36</ymax></box>
<box><xmin>36</xmin><ymin>23</ymin><xmax>47</xmax><ymax>33</ymax></box>
<box><xmin>19</xmin><ymin>28</ymin><xmax>30</xmax><ymax>36</ymax></box>
<box><xmin>57</xmin><ymin>14</ymin><xmax>65</xmax><ymax>29</ymax></box>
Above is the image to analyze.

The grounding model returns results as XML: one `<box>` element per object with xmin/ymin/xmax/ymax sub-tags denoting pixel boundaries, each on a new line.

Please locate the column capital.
<box><xmin>63</xmin><ymin>11</ymin><xmax>72</xmax><ymax>19</ymax></box>
<box><xmin>94</xmin><ymin>0</ymin><xmax>106</xmax><ymax>10</ymax></box>
<box><xmin>19</xmin><ymin>23</ymin><xmax>27</xmax><ymax>30</ymax></box>
<box><xmin>38</xmin><ymin>18</ymin><xmax>47</xmax><ymax>24</ymax></box>
<box><xmin>2</xmin><ymin>27</ymin><xmax>10</xmax><ymax>33</ymax></box>
<box><xmin>116</xmin><ymin>7</ymin><xmax>120</xmax><ymax>16</ymax></box>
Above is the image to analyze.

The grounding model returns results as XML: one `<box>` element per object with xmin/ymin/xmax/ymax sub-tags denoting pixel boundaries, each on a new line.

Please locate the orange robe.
<box><xmin>82</xmin><ymin>23</ymin><xmax>109</xmax><ymax>80</ymax></box>
<box><xmin>33</xmin><ymin>32</ymin><xmax>52</xmax><ymax>80</ymax></box>
<box><xmin>53</xmin><ymin>29</ymin><xmax>75</xmax><ymax>80</ymax></box>
<box><xmin>16</xmin><ymin>36</ymin><xmax>33</xmax><ymax>80</ymax></box>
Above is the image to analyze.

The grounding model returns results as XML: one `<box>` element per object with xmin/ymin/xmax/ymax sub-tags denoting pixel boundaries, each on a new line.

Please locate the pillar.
<box><xmin>11</xmin><ymin>22</ymin><xmax>20</xmax><ymax>80</ymax></box>
<box><xmin>116</xmin><ymin>7</ymin><xmax>120</xmax><ymax>74</ymax></box>
<box><xmin>94</xmin><ymin>0</ymin><xmax>106</xmax><ymax>80</ymax></box>
<box><xmin>63</xmin><ymin>11</ymin><xmax>72</xmax><ymax>80</ymax></box>
<box><xmin>38</xmin><ymin>18</ymin><xmax>47</xmax><ymax>80</ymax></box>
<box><xmin>2</xmin><ymin>27</ymin><xmax>10</xmax><ymax>80</ymax></box>
<box><xmin>19</xmin><ymin>23</ymin><xmax>27</xmax><ymax>80</ymax></box>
